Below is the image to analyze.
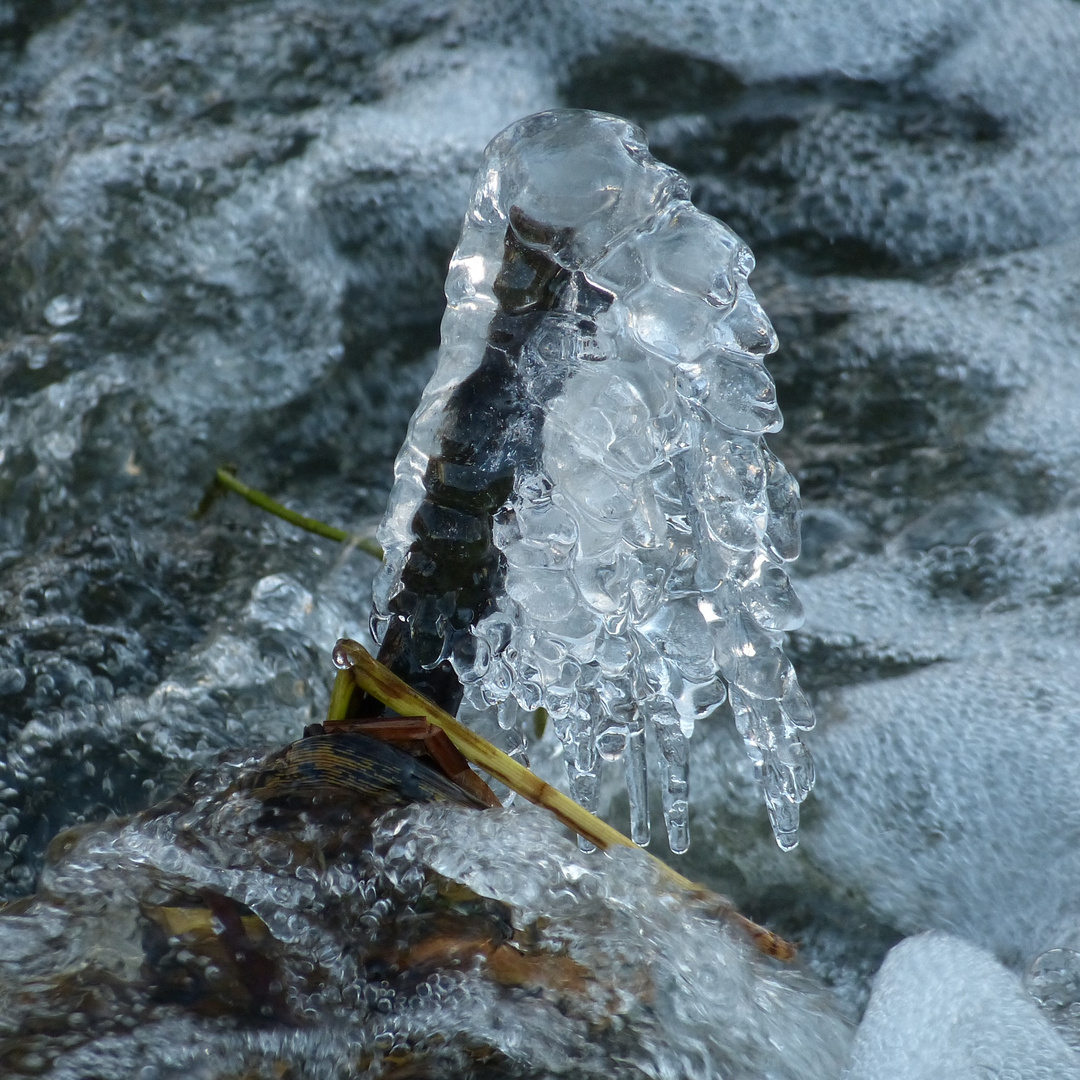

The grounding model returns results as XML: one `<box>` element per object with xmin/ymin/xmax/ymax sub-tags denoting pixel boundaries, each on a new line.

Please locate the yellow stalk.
<box><xmin>327</xmin><ymin>669</ymin><xmax>357</xmax><ymax>723</ymax></box>
<box><xmin>331</xmin><ymin>638</ymin><xmax>795</xmax><ymax>961</ymax></box>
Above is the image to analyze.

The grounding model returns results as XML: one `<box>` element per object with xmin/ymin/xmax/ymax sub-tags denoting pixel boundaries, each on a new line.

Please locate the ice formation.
<box><xmin>373</xmin><ymin>109</ymin><xmax>813</xmax><ymax>852</ymax></box>
<box><xmin>0</xmin><ymin>754</ymin><xmax>851</xmax><ymax>1080</ymax></box>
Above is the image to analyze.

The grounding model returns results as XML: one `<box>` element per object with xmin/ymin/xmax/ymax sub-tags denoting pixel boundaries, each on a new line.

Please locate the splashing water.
<box><xmin>373</xmin><ymin>110</ymin><xmax>813</xmax><ymax>852</ymax></box>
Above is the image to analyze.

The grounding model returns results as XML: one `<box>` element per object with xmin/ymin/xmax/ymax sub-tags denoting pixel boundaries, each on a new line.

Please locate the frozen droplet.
<box><xmin>567</xmin><ymin>732</ymin><xmax>600</xmax><ymax>853</ymax></box>
<box><xmin>675</xmin><ymin>350</ymin><xmax>781</xmax><ymax>434</ymax></box>
<box><xmin>780</xmin><ymin>666</ymin><xmax>815</xmax><ymax>730</ymax></box>
<box><xmin>506</xmin><ymin>568</ymin><xmax>579</xmax><ymax>623</ymax></box>
<box><xmin>742</xmin><ymin>551</ymin><xmax>806</xmax><ymax>631</ymax></box>
<box><xmin>641</xmin><ymin>597</ymin><xmax>715</xmax><ymax>681</ymax></box>
<box><xmin>701</xmin><ymin>432</ymin><xmax>767</xmax><ymax>504</ymax></box>
<box><xmin>701</xmin><ymin>502</ymin><xmax>760</xmax><ymax>552</ymax></box>
<box><xmin>451</xmin><ymin>631</ymin><xmax>491</xmax><ymax>684</ymax></box>
<box><xmin>621</xmin><ymin>481</ymin><xmax>666</xmax><ymax>549</ymax></box>
<box><xmin>652</xmin><ymin>705</ymin><xmax>691</xmax><ymax>852</ymax></box>
<box><xmin>475</xmin><ymin>611</ymin><xmax>515</xmax><ymax>654</ymax></box>
<box><xmin>628</xmin><ymin>563</ymin><xmax>668</xmax><ymax>625</ymax></box>
<box><xmin>767</xmin><ymin>802</ymin><xmax>800</xmax><ymax>852</ymax></box>
<box><xmin>43</xmin><ymin>294</ymin><xmax>83</xmax><ymax>327</ymax></box>
<box><xmin>497</xmin><ymin>697</ymin><xmax>521</xmax><ymax>731</ymax></box>
<box><xmin>491</xmin><ymin>506</ymin><xmax>522</xmax><ymax>550</ymax></box>
<box><xmin>673</xmin><ymin>675</ymin><xmax>727</xmax><ymax>723</ymax></box>
<box><xmin>763</xmin><ymin>448</ymin><xmax>802</xmax><ymax>561</ymax></box>
<box><xmin>575</xmin><ymin>552</ymin><xmax>632</xmax><ymax>616</ymax></box>
<box><xmin>481</xmin><ymin>658</ymin><xmax>513</xmax><ymax>704</ymax></box>
<box><xmin>550</xmin><ymin>458</ymin><xmax>635</xmax><ymax>527</ymax></box>
<box><xmin>778</xmin><ymin>739</ymin><xmax>815</xmax><ymax>798</ymax></box>
<box><xmin>369</xmin><ymin>610</ymin><xmax>392</xmax><ymax>647</ymax></box>
<box><xmin>665</xmin><ymin>805</ymin><xmax>690</xmax><ymax>854</ymax></box>
<box><xmin>1027</xmin><ymin>949</ymin><xmax>1080</xmax><ymax>1013</ymax></box>
<box><xmin>515</xmin><ymin>677</ymin><xmax>544</xmax><ymax>711</ymax></box>
<box><xmin>595</xmin><ymin>633</ymin><xmax>635</xmax><ymax>676</ymax></box>
<box><xmin>596</xmin><ymin>722</ymin><xmax>628</xmax><ymax>760</ymax></box>
<box><xmin>719</xmin><ymin>287</ymin><xmax>778</xmax><ymax>359</ymax></box>
<box><xmin>645</xmin><ymin>207</ymin><xmax>740</xmax><ymax>306</ymax></box>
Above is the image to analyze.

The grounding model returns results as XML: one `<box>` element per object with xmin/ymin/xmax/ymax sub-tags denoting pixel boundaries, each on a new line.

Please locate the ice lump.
<box><xmin>373</xmin><ymin>110</ymin><xmax>812</xmax><ymax>852</ymax></box>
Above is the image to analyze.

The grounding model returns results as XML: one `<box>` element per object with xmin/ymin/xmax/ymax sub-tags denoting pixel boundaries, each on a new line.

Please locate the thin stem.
<box><xmin>212</xmin><ymin>468</ymin><xmax>383</xmax><ymax>560</ymax></box>
<box><xmin>331</xmin><ymin>637</ymin><xmax>796</xmax><ymax>962</ymax></box>
<box><xmin>327</xmin><ymin>669</ymin><xmax>357</xmax><ymax>723</ymax></box>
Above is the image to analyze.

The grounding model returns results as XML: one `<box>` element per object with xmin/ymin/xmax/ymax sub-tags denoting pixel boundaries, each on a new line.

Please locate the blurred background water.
<box><xmin>2</xmin><ymin>1</ymin><xmax>1080</xmax><ymax>1076</ymax></box>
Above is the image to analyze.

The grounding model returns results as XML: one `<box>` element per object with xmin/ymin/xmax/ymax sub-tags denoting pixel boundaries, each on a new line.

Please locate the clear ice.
<box><xmin>373</xmin><ymin>110</ymin><xmax>813</xmax><ymax>852</ymax></box>
<box><xmin>0</xmin><ymin>755</ymin><xmax>851</xmax><ymax>1079</ymax></box>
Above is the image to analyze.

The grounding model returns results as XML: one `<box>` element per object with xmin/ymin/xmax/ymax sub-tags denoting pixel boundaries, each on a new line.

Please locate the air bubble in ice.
<box><xmin>373</xmin><ymin>110</ymin><xmax>814</xmax><ymax>851</ymax></box>
<box><xmin>43</xmin><ymin>294</ymin><xmax>83</xmax><ymax>327</ymax></box>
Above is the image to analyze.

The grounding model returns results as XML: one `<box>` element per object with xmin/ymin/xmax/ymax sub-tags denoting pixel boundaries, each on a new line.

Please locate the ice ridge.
<box><xmin>372</xmin><ymin>109</ymin><xmax>813</xmax><ymax>852</ymax></box>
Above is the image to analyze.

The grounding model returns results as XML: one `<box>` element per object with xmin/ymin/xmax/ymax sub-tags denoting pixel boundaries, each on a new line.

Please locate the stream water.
<box><xmin>3</xmin><ymin>1</ymin><xmax>1080</xmax><ymax>1076</ymax></box>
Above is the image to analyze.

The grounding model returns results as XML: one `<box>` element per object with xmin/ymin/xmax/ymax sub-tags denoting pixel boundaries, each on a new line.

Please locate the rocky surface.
<box><xmin>3</xmin><ymin>0</ymin><xmax>1080</xmax><ymax>1075</ymax></box>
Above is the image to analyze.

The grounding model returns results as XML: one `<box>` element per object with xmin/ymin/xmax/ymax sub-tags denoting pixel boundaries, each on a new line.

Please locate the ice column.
<box><xmin>372</xmin><ymin>110</ymin><xmax>813</xmax><ymax>852</ymax></box>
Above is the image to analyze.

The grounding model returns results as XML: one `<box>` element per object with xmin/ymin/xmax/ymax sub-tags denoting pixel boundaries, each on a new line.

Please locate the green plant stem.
<box><xmin>213</xmin><ymin>468</ymin><xmax>383</xmax><ymax>560</ymax></box>
<box><xmin>327</xmin><ymin>669</ymin><xmax>357</xmax><ymax>722</ymax></box>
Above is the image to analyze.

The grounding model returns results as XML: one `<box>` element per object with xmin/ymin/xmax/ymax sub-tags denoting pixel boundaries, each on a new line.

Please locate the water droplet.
<box><xmin>331</xmin><ymin>640</ymin><xmax>355</xmax><ymax>670</ymax></box>
<box><xmin>43</xmin><ymin>294</ymin><xmax>83</xmax><ymax>327</ymax></box>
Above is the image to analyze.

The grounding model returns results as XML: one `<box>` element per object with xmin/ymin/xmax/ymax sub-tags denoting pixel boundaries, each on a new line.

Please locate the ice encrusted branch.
<box><xmin>372</xmin><ymin>110</ymin><xmax>813</xmax><ymax>852</ymax></box>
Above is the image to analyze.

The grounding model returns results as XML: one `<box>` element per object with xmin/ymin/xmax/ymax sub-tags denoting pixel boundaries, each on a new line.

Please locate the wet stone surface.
<box><xmin>3</xmin><ymin>0</ymin><xmax>1080</xmax><ymax>1075</ymax></box>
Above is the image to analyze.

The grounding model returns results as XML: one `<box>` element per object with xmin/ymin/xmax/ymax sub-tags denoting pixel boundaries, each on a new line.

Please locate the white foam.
<box><xmin>845</xmin><ymin>932</ymin><xmax>1080</xmax><ymax>1080</ymax></box>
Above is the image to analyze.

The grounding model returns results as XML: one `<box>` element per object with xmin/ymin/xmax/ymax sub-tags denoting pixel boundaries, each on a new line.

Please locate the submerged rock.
<box><xmin>844</xmin><ymin>933</ymin><xmax>1080</xmax><ymax>1080</ymax></box>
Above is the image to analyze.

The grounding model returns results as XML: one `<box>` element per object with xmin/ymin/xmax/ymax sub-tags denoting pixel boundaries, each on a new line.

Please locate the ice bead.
<box><xmin>675</xmin><ymin>350</ymin><xmax>782</xmax><ymax>434</ymax></box>
<box><xmin>372</xmin><ymin>109</ymin><xmax>813</xmax><ymax>851</ymax></box>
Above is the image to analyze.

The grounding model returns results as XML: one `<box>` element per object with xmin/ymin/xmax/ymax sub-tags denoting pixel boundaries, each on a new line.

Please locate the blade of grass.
<box><xmin>210</xmin><ymin>468</ymin><xmax>383</xmax><ymax>559</ymax></box>
<box><xmin>331</xmin><ymin>637</ymin><xmax>795</xmax><ymax>961</ymax></box>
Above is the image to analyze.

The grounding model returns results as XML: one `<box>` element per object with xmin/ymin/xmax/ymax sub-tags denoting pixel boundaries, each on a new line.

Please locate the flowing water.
<box><xmin>3</xmin><ymin>1</ymin><xmax>1080</xmax><ymax>1075</ymax></box>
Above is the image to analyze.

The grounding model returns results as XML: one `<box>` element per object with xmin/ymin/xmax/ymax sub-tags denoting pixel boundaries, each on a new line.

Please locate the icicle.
<box><xmin>372</xmin><ymin>109</ymin><xmax>814</xmax><ymax>852</ymax></box>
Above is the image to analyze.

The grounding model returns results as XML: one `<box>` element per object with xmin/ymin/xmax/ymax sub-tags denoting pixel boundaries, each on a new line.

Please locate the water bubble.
<box><xmin>331</xmin><ymin>640</ymin><xmax>355</xmax><ymax>670</ymax></box>
<box><xmin>1027</xmin><ymin>949</ymin><xmax>1080</xmax><ymax>1013</ymax></box>
<box><xmin>43</xmin><ymin>294</ymin><xmax>83</xmax><ymax>327</ymax></box>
